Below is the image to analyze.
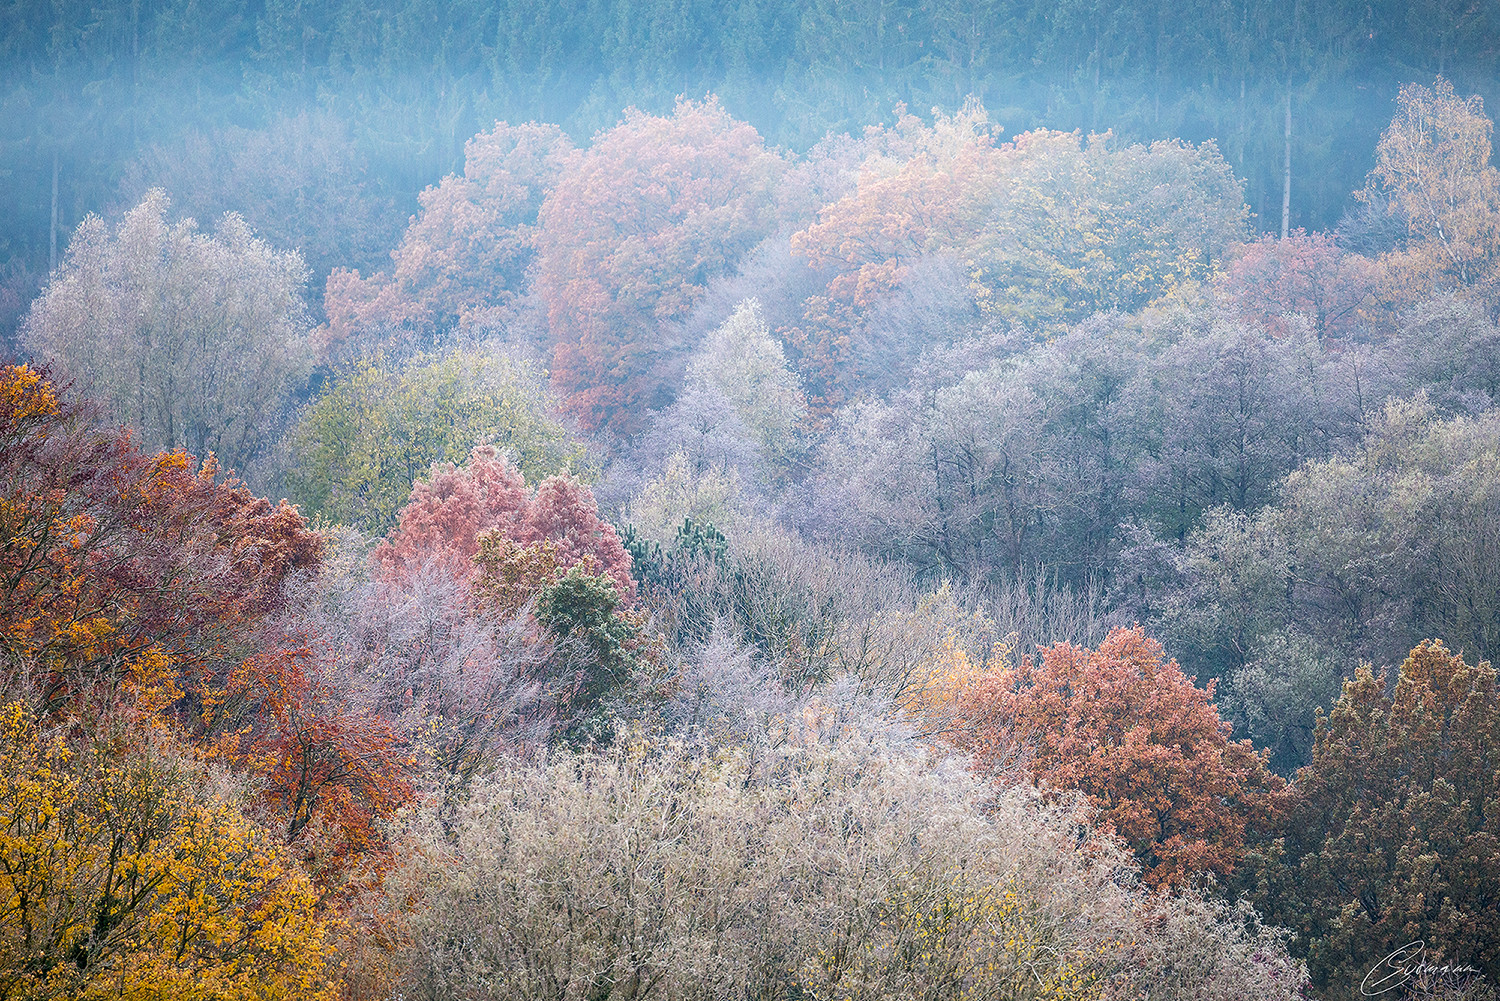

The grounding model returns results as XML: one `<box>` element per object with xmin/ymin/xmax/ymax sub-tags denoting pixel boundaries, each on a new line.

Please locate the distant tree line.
<box><xmin>4</xmin><ymin>0</ymin><xmax>1499</xmax><ymax>347</ymax></box>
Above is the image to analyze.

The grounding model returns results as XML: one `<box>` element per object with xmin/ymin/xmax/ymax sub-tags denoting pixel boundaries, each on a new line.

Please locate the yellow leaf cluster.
<box><xmin>0</xmin><ymin>365</ymin><xmax>59</xmax><ymax>424</ymax></box>
<box><xmin>0</xmin><ymin>703</ymin><xmax>336</xmax><ymax>1001</ymax></box>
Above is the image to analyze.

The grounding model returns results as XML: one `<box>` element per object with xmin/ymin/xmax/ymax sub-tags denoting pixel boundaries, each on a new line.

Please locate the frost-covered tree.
<box><xmin>684</xmin><ymin>298</ymin><xmax>806</xmax><ymax>467</ymax></box>
<box><xmin>21</xmin><ymin>190</ymin><xmax>312</xmax><ymax>488</ymax></box>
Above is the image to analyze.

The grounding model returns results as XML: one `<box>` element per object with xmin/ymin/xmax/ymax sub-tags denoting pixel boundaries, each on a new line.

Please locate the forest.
<box><xmin>3</xmin><ymin>4</ymin><xmax>1500</xmax><ymax>1000</ymax></box>
<box><xmin>4</xmin><ymin>0</ymin><xmax>1500</xmax><ymax>342</ymax></box>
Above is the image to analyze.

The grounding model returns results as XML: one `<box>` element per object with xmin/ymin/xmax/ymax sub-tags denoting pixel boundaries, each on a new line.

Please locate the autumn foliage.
<box><xmin>371</xmin><ymin>445</ymin><xmax>646</xmax><ymax>742</ymax></box>
<box><xmin>0</xmin><ymin>363</ymin><xmax>322</xmax><ymax>709</ymax></box>
<box><xmin>322</xmin><ymin>122</ymin><xmax>573</xmax><ymax>359</ymax></box>
<box><xmin>1362</xmin><ymin>78</ymin><xmax>1500</xmax><ymax>302</ymax></box>
<box><xmin>1218</xmin><ymin>230</ymin><xmax>1379</xmax><ymax>339</ymax></box>
<box><xmin>785</xmin><ymin>114</ymin><xmax>1001</xmax><ymax>409</ymax></box>
<box><xmin>535</xmin><ymin>98</ymin><xmax>784</xmax><ymax>430</ymax></box>
<box><xmin>1252</xmin><ymin>640</ymin><xmax>1500</xmax><ymax>992</ymax></box>
<box><xmin>13</xmin><ymin>76</ymin><xmax>1500</xmax><ymax>1001</ymax></box>
<box><xmin>373</xmin><ymin>444</ymin><xmax>635</xmax><ymax>602</ymax></box>
<box><xmin>0</xmin><ymin>364</ymin><xmax>361</xmax><ymax>996</ymax></box>
<box><xmin>0</xmin><ymin>703</ymin><xmax>337</xmax><ymax>1001</ymax></box>
<box><xmin>783</xmin><ymin>114</ymin><xmax>1246</xmax><ymax>411</ymax></box>
<box><xmin>206</xmin><ymin>647</ymin><xmax>414</xmax><ymax>893</ymax></box>
<box><xmin>954</xmin><ymin>626</ymin><xmax>1283</xmax><ymax>888</ymax></box>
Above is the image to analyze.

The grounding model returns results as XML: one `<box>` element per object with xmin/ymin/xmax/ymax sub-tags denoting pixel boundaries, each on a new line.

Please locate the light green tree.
<box><xmin>287</xmin><ymin>349</ymin><xmax>587</xmax><ymax>532</ymax></box>
<box><xmin>685</xmin><ymin>298</ymin><xmax>807</xmax><ymax>467</ymax></box>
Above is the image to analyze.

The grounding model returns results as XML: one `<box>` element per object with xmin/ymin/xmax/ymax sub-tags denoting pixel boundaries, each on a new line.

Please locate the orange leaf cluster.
<box><xmin>953</xmin><ymin>625</ymin><xmax>1284</xmax><ymax>889</ymax></box>
<box><xmin>785</xmin><ymin>141</ymin><xmax>1000</xmax><ymax>411</ymax></box>
<box><xmin>210</xmin><ymin>647</ymin><xmax>413</xmax><ymax>895</ymax></box>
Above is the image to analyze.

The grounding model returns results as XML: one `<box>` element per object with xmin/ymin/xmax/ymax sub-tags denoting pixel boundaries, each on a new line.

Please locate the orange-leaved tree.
<box><xmin>322</xmin><ymin>121</ymin><xmax>573</xmax><ymax>360</ymax></box>
<box><xmin>0</xmin><ymin>363</ymin><xmax>323</xmax><ymax>714</ymax></box>
<box><xmin>0</xmin><ymin>363</ymin><xmax>410</xmax><ymax>889</ymax></box>
<box><xmin>784</xmin><ymin>108</ymin><xmax>1002</xmax><ymax>411</ymax></box>
<box><xmin>205</xmin><ymin>646</ymin><xmax>413</xmax><ymax>895</ymax></box>
<box><xmin>954</xmin><ymin>625</ymin><xmax>1283</xmax><ymax>888</ymax></box>
<box><xmin>1360</xmin><ymin>76</ymin><xmax>1500</xmax><ymax>305</ymax></box>
<box><xmin>535</xmin><ymin>98</ymin><xmax>784</xmax><ymax>431</ymax></box>
<box><xmin>786</xmin><ymin>143</ymin><xmax>1000</xmax><ymax>411</ymax></box>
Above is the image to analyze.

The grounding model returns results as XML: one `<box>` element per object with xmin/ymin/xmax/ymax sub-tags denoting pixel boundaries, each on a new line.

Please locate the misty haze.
<box><xmin>2</xmin><ymin>3</ymin><xmax>1499</xmax><ymax>1000</ymax></box>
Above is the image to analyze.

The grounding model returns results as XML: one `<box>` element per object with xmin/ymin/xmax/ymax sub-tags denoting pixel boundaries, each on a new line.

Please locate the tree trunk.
<box><xmin>1281</xmin><ymin>83</ymin><xmax>1292</xmax><ymax>239</ymax></box>
<box><xmin>50</xmin><ymin>151</ymin><xmax>59</xmax><ymax>273</ymax></box>
<box><xmin>1237</xmin><ymin>76</ymin><xmax>1246</xmax><ymax>171</ymax></box>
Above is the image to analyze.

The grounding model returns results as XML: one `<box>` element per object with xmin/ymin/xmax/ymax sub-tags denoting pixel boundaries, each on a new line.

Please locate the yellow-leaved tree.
<box><xmin>1362</xmin><ymin>76</ymin><xmax>1500</xmax><ymax>305</ymax></box>
<box><xmin>0</xmin><ymin>703</ymin><xmax>336</xmax><ymax>1001</ymax></box>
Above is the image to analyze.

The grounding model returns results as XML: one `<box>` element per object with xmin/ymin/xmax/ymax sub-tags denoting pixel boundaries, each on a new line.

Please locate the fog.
<box><xmin>4</xmin><ymin>4</ymin><xmax>1500</xmax><ymax>999</ymax></box>
<box><xmin>5</xmin><ymin>0</ymin><xmax>1496</xmax><ymax>348</ymax></box>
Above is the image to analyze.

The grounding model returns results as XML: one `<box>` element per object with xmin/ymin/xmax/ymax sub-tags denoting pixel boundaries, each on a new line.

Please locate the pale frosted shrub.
<box><xmin>386</xmin><ymin>730</ymin><xmax>1306</xmax><ymax>1001</ymax></box>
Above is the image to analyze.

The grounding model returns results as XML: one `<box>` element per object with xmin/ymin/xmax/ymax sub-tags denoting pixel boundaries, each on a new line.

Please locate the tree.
<box><xmin>625</xmin><ymin>454</ymin><xmax>748</xmax><ymax>549</ymax></box>
<box><xmin>1252</xmin><ymin>641</ymin><xmax>1500</xmax><ymax>992</ymax></box>
<box><xmin>0</xmin><ymin>702</ymin><xmax>336</xmax><ymax>1001</ymax></box>
<box><xmin>529</xmin><ymin>558</ymin><xmax>651</xmax><ymax>737</ymax></box>
<box><xmin>784</xmin><ymin>108</ymin><xmax>1001</xmax><ymax>409</ymax></box>
<box><xmin>535</xmin><ymin>98</ymin><xmax>784</xmax><ymax>431</ymax></box>
<box><xmin>287</xmin><ymin>348</ymin><xmax>587</xmax><ymax>534</ymax></box>
<box><xmin>0</xmin><ymin>364</ymin><xmax>324</xmax><ymax>715</ymax></box>
<box><xmin>1216</xmin><ymin>230</ymin><xmax>1379</xmax><ymax>340</ymax></box>
<box><xmin>19</xmin><ymin>190</ymin><xmax>312</xmax><ymax>489</ymax></box>
<box><xmin>0</xmin><ymin>362</ymin><xmax>412</xmax><ymax>900</ymax></box>
<box><xmin>373</xmin><ymin>446</ymin><xmax>635</xmax><ymax>603</ymax></box>
<box><xmin>1360</xmin><ymin>77</ymin><xmax>1500</xmax><ymax>304</ymax></box>
<box><xmin>1390</xmin><ymin>292</ymin><xmax>1500</xmax><ymax>411</ymax></box>
<box><xmin>804</xmin><ymin>315</ymin><xmax>1143</xmax><ymax>587</ymax></box>
<box><xmin>388</xmin><ymin>729</ymin><xmax>1306</xmax><ymax>1001</ymax></box>
<box><xmin>204</xmin><ymin>646</ymin><xmax>414</xmax><ymax>895</ymax></box>
<box><xmin>1124</xmin><ymin>311</ymin><xmax>1356</xmax><ymax>540</ymax></box>
<box><xmin>356</xmin><ymin>449</ymin><xmax>651</xmax><ymax>745</ymax></box>
<box><xmin>965</xmin><ymin>131</ymin><xmax>1248</xmax><ymax>331</ymax></box>
<box><xmin>1275</xmin><ymin>395</ymin><xmax>1500</xmax><ymax>668</ymax></box>
<box><xmin>683</xmin><ymin>298</ymin><xmax>807</xmax><ymax>469</ymax></box>
<box><xmin>954</xmin><ymin>625</ymin><xmax>1284</xmax><ymax>888</ymax></box>
<box><xmin>1219</xmin><ymin>628</ymin><xmax>1344</xmax><ymax>777</ymax></box>
<box><xmin>805</xmin><ymin>377</ymin><xmax>1034</xmax><ymax>584</ymax></box>
<box><xmin>302</xmin><ymin>528</ymin><xmax>560</xmax><ymax>816</ymax></box>
<box><xmin>782</xmin><ymin>112</ymin><xmax>1246</xmax><ymax>411</ymax></box>
<box><xmin>1141</xmin><ymin>505</ymin><xmax>1300</xmax><ymax>686</ymax></box>
<box><xmin>321</xmin><ymin>121</ymin><xmax>572</xmax><ymax>360</ymax></box>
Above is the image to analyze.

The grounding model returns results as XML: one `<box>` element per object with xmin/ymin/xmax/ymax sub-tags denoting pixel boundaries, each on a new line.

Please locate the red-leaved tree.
<box><xmin>954</xmin><ymin>625</ymin><xmax>1284</xmax><ymax>888</ymax></box>
<box><xmin>373</xmin><ymin>445</ymin><xmax>635</xmax><ymax>602</ymax></box>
